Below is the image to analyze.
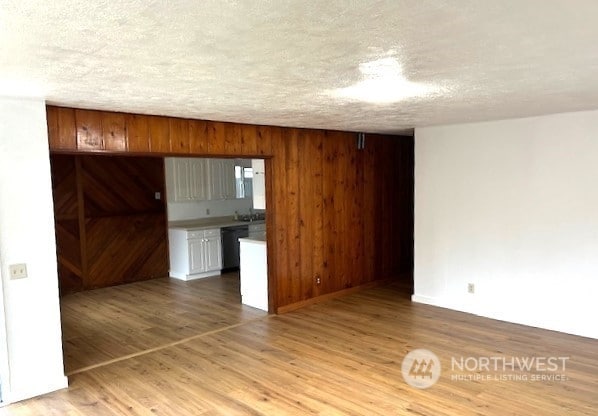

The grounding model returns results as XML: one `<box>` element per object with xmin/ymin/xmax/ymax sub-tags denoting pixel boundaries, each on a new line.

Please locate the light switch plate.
<box><xmin>9</xmin><ymin>263</ymin><xmax>27</xmax><ymax>279</ymax></box>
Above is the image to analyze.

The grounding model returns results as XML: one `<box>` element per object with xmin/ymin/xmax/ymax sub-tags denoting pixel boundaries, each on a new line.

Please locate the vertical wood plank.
<box><xmin>101</xmin><ymin>112</ymin><xmax>126</xmax><ymax>152</ymax></box>
<box><xmin>169</xmin><ymin>118</ymin><xmax>190</xmax><ymax>154</ymax></box>
<box><xmin>75</xmin><ymin>109</ymin><xmax>103</xmax><ymax>151</ymax></box>
<box><xmin>125</xmin><ymin>114</ymin><xmax>150</xmax><ymax>153</ymax></box>
<box><xmin>321</xmin><ymin>131</ymin><xmax>337</xmax><ymax>296</ymax></box>
<box><xmin>264</xmin><ymin>157</ymin><xmax>277</xmax><ymax>313</ymax></box>
<box><xmin>57</xmin><ymin>107</ymin><xmax>77</xmax><ymax>150</ymax></box>
<box><xmin>271</xmin><ymin>129</ymin><xmax>290</xmax><ymax>307</ymax></box>
<box><xmin>311</xmin><ymin>130</ymin><xmax>324</xmax><ymax>298</ymax></box>
<box><xmin>347</xmin><ymin>132</ymin><xmax>365</xmax><ymax>286</ymax></box>
<box><xmin>298</xmin><ymin>129</ymin><xmax>323</xmax><ymax>300</ymax></box>
<box><xmin>207</xmin><ymin>121</ymin><xmax>226</xmax><ymax>155</ymax></box>
<box><xmin>47</xmin><ymin>106</ymin><xmax>77</xmax><ymax>150</ymax></box>
<box><xmin>223</xmin><ymin>123</ymin><xmax>243</xmax><ymax>155</ymax></box>
<box><xmin>285</xmin><ymin>129</ymin><xmax>301</xmax><ymax>302</ymax></box>
<box><xmin>148</xmin><ymin>116</ymin><xmax>170</xmax><ymax>153</ymax></box>
<box><xmin>333</xmin><ymin>131</ymin><xmax>349</xmax><ymax>289</ymax></box>
<box><xmin>189</xmin><ymin>119</ymin><xmax>209</xmax><ymax>155</ymax></box>
<box><xmin>256</xmin><ymin>125</ymin><xmax>273</xmax><ymax>156</ymax></box>
<box><xmin>240</xmin><ymin>124</ymin><xmax>258</xmax><ymax>156</ymax></box>
<box><xmin>362</xmin><ymin>134</ymin><xmax>376</xmax><ymax>285</ymax></box>
<box><xmin>297</xmin><ymin>129</ymin><xmax>312</xmax><ymax>300</ymax></box>
<box><xmin>46</xmin><ymin>106</ymin><xmax>59</xmax><ymax>148</ymax></box>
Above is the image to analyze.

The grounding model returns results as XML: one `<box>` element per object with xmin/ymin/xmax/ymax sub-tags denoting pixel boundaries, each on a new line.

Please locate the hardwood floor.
<box><xmin>60</xmin><ymin>272</ymin><xmax>266</xmax><ymax>374</ymax></box>
<box><xmin>2</xmin><ymin>281</ymin><xmax>597</xmax><ymax>415</ymax></box>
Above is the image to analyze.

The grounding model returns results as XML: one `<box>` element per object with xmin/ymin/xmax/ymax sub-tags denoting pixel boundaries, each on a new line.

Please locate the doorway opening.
<box><xmin>50</xmin><ymin>153</ymin><xmax>270</xmax><ymax>375</ymax></box>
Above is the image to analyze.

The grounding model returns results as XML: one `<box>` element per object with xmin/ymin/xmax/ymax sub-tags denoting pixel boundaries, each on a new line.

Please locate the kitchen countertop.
<box><xmin>168</xmin><ymin>216</ymin><xmax>265</xmax><ymax>231</ymax></box>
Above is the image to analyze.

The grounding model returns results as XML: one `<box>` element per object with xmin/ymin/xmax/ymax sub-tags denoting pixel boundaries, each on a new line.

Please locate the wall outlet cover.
<box><xmin>9</xmin><ymin>263</ymin><xmax>28</xmax><ymax>279</ymax></box>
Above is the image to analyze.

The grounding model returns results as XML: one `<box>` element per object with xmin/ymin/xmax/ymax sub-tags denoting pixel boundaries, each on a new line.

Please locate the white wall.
<box><xmin>414</xmin><ymin>110</ymin><xmax>598</xmax><ymax>339</ymax></box>
<box><xmin>0</xmin><ymin>97</ymin><xmax>68</xmax><ymax>401</ymax></box>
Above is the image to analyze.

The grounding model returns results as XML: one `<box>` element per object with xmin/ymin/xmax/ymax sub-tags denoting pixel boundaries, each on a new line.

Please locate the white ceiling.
<box><xmin>2</xmin><ymin>1</ymin><xmax>598</xmax><ymax>134</ymax></box>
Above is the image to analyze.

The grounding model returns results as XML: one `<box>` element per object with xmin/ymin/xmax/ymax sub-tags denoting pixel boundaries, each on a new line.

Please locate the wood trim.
<box><xmin>265</xmin><ymin>157</ymin><xmax>277</xmax><ymax>313</ymax></box>
<box><xmin>276</xmin><ymin>278</ymin><xmax>392</xmax><ymax>314</ymax></box>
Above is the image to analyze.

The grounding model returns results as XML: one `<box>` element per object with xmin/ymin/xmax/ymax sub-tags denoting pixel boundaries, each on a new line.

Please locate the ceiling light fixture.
<box><xmin>327</xmin><ymin>57</ymin><xmax>442</xmax><ymax>104</ymax></box>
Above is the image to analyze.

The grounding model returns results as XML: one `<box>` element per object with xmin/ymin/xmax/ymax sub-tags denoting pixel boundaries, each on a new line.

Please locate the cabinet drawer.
<box><xmin>203</xmin><ymin>228</ymin><xmax>221</xmax><ymax>238</ymax></box>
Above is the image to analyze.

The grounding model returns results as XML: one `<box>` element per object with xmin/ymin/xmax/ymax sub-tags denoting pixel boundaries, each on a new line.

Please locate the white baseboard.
<box><xmin>4</xmin><ymin>375</ymin><xmax>68</xmax><ymax>405</ymax></box>
<box><xmin>170</xmin><ymin>270</ymin><xmax>221</xmax><ymax>281</ymax></box>
<box><xmin>410</xmin><ymin>294</ymin><xmax>441</xmax><ymax>306</ymax></box>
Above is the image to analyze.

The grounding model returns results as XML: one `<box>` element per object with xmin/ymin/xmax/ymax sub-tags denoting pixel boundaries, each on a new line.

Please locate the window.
<box><xmin>235</xmin><ymin>165</ymin><xmax>253</xmax><ymax>199</ymax></box>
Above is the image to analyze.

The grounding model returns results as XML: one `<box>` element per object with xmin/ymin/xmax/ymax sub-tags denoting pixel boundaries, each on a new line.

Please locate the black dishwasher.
<box><xmin>221</xmin><ymin>225</ymin><xmax>249</xmax><ymax>270</ymax></box>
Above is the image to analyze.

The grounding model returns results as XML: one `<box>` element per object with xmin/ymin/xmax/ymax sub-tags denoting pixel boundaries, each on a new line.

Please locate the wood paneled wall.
<box><xmin>50</xmin><ymin>154</ymin><xmax>168</xmax><ymax>295</ymax></box>
<box><xmin>47</xmin><ymin>106</ymin><xmax>413</xmax><ymax>311</ymax></box>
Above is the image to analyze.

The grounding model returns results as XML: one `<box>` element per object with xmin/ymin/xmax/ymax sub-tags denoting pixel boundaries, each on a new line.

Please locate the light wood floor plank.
<box><xmin>1</xmin><ymin>280</ymin><xmax>597</xmax><ymax>415</ymax></box>
<box><xmin>59</xmin><ymin>273</ymin><xmax>266</xmax><ymax>374</ymax></box>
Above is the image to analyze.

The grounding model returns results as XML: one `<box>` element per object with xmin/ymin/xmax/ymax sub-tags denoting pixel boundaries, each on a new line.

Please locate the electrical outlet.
<box><xmin>315</xmin><ymin>276</ymin><xmax>321</xmax><ymax>285</ymax></box>
<box><xmin>154</xmin><ymin>191</ymin><xmax>161</xmax><ymax>200</ymax></box>
<box><xmin>9</xmin><ymin>263</ymin><xmax>28</xmax><ymax>279</ymax></box>
<box><xmin>206</xmin><ymin>208</ymin><xmax>210</xmax><ymax>215</ymax></box>
<box><xmin>467</xmin><ymin>283</ymin><xmax>475</xmax><ymax>294</ymax></box>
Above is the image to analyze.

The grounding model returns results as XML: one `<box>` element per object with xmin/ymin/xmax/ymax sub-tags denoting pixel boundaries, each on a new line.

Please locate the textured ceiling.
<box><xmin>2</xmin><ymin>1</ymin><xmax>598</xmax><ymax>134</ymax></box>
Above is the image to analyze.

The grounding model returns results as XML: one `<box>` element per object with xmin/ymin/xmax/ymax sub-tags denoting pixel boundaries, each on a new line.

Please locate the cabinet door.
<box><xmin>189</xmin><ymin>239</ymin><xmax>206</xmax><ymax>274</ymax></box>
<box><xmin>165</xmin><ymin>157</ymin><xmax>193</xmax><ymax>202</ymax></box>
<box><xmin>221</xmin><ymin>159</ymin><xmax>236</xmax><ymax>199</ymax></box>
<box><xmin>189</xmin><ymin>158</ymin><xmax>209</xmax><ymax>200</ymax></box>
<box><xmin>174</xmin><ymin>158</ymin><xmax>192</xmax><ymax>201</ymax></box>
<box><xmin>204</xmin><ymin>236</ymin><xmax>223</xmax><ymax>272</ymax></box>
<box><xmin>209</xmin><ymin>159</ymin><xmax>225</xmax><ymax>199</ymax></box>
<box><xmin>208</xmin><ymin>159</ymin><xmax>221</xmax><ymax>199</ymax></box>
<box><xmin>252</xmin><ymin>159</ymin><xmax>266</xmax><ymax>209</ymax></box>
<box><xmin>208</xmin><ymin>159</ymin><xmax>236</xmax><ymax>200</ymax></box>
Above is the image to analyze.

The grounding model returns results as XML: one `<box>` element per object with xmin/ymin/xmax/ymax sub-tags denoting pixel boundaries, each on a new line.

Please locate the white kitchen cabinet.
<box><xmin>239</xmin><ymin>236</ymin><xmax>268</xmax><ymax>311</ymax></box>
<box><xmin>204</xmin><ymin>232</ymin><xmax>223</xmax><ymax>271</ymax></box>
<box><xmin>209</xmin><ymin>159</ymin><xmax>236</xmax><ymax>200</ymax></box>
<box><xmin>252</xmin><ymin>159</ymin><xmax>266</xmax><ymax>209</ymax></box>
<box><xmin>165</xmin><ymin>158</ymin><xmax>209</xmax><ymax>202</ymax></box>
<box><xmin>169</xmin><ymin>228</ymin><xmax>222</xmax><ymax>280</ymax></box>
<box><xmin>190</xmin><ymin>159</ymin><xmax>209</xmax><ymax>200</ymax></box>
<box><xmin>188</xmin><ymin>238</ymin><xmax>206</xmax><ymax>274</ymax></box>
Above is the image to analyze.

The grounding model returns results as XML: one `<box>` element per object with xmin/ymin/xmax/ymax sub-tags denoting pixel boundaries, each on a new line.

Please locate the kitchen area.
<box><xmin>165</xmin><ymin>157</ymin><xmax>269</xmax><ymax>311</ymax></box>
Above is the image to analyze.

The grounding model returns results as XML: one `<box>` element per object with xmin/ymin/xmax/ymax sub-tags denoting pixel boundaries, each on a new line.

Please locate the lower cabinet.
<box><xmin>169</xmin><ymin>228</ymin><xmax>222</xmax><ymax>280</ymax></box>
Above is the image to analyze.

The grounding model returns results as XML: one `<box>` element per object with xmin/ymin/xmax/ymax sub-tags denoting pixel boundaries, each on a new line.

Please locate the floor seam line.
<box><xmin>66</xmin><ymin>314</ymin><xmax>272</xmax><ymax>376</ymax></box>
